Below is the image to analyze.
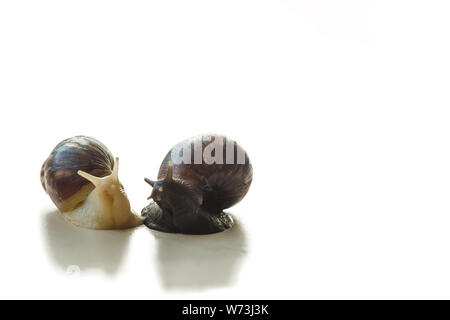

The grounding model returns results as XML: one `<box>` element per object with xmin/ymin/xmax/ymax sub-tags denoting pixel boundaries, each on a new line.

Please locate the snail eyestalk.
<box><xmin>112</xmin><ymin>157</ymin><xmax>119</xmax><ymax>181</ymax></box>
<box><xmin>77</xmin><ymin>170</ymin><xmax>103</xmax><ymax>187</ymax></box>
<box><xmin>165</xmin><ymin>161</ymin><xmax>173</xmax><ymax>182</ymax></box>
<box><xmin>144</xmin><ymin>177</ymin><xmax>155</xmax><ymax>187</ymax></box>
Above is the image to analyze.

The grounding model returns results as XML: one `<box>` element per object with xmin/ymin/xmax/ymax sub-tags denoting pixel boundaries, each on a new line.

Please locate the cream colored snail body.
<box><xmin>40</xmin><ymin>136</ymin><xmax>143</xmax><ymax>229</ymax></box>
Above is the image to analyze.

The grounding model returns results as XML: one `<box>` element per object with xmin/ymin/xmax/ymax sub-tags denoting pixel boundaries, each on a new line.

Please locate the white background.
<box><xmin>1</xmin><ymin>0</ymin><xmax>450</xmax><ymax>299</ymax></box>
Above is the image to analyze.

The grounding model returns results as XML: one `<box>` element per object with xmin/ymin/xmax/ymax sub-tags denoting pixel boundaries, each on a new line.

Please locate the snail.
<box><xmin>142</xmin><ymin>134</ymin><xmax>253</xmax><ymax>235</ymax></box>
<box><xmin>40</xmin><ymin>136</ymin><xmax>143</xmax><ymax>229</ymax></box>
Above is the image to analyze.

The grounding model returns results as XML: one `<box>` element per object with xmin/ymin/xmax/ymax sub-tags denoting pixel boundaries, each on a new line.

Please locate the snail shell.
<box><xmin>142</xmin><ymin>134</ymin><xmax>252</xmax><ymax>234</ymax></box>
<box><xmin>41</xmin><ymin>136</ymin><xmax>142</xmax><ymax>229</ymax></box>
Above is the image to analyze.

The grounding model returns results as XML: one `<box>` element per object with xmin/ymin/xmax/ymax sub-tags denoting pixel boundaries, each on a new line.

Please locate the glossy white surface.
<box><xmin>1</xmin><ymin>0</ymin><xmax>450</xmax><ymax>299</ymax></box>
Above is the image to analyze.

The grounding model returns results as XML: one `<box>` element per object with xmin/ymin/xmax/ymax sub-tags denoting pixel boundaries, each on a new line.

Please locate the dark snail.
<box><xmin>141</xmin><ymin>134</ymin><xmax>253</xmax><ymax>235</ymax></box>
<box><xmin>41</xmin><ymin>136</ymin><xmax>142</xmax><ymax>229</ymax></box>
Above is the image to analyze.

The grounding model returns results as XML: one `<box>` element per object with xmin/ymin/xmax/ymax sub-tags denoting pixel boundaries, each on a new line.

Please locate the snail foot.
<box><xmin>141</xmin><ymin>202</ymin><xmax>234</xmax><ymax>235</ymax></box>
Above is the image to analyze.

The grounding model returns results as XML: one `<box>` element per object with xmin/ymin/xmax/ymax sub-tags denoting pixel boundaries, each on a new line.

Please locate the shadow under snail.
<box><xmin>40</xmin><ymin>136</ymin><xmax>143</xmax><ymax>229</ymax></box>
<box><xmin>142</xmin><ymin>134</ymin><xmax>253</xmax><ymax>235</ymax></box>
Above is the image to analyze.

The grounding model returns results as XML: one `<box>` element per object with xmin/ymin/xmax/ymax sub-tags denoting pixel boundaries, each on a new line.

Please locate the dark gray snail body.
<box><xmin>141</xmin><ymin>134</ymin><xmax>253</xmax><ymax>234</ymax></box>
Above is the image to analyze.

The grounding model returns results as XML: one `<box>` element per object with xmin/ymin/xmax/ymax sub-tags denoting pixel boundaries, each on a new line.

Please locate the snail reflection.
<box><xmin>153</xmin><ymin>219</ymin><xmax>248</xmax><ymax>290</ymax></box>
<box><xmin>42</xmin><ymin>210</ymin><xmax>134</xmax><ymax>275</ymax></box>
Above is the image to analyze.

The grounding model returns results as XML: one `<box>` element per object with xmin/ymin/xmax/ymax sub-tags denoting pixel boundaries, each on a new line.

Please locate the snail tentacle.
<box><xmin>144</xmin><ymin>177</ymin><xmax>155</xmax><ymax>187</ymax></box>
<box><xmin>77</xmin><ymin>170</ymin><xmax>103</xmax><ymax>187</ymax></box>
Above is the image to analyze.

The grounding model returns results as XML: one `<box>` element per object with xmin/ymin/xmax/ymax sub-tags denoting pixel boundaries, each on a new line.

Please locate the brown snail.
<box><xmin>142</xmin><ymin>134</ymin><xmax>253</xmax><ymax>235</ymax></box>
<box><xmin>40</xmin><ymin>136</ymin><xmax>143</xmax><ymax>229</ymax></box>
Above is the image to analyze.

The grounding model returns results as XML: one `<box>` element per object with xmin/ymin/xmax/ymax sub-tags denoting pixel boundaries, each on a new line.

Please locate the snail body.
<box><xmin>142</xmin><ymin>134</ymin><xmax>252</xmax><ymax>235</ymax></box>
<box><xmin>41</xmin><ymin>136</ymin><xmax>142</xmax><ymax>229</ymax></box>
